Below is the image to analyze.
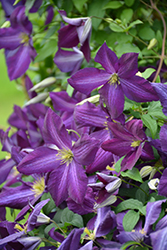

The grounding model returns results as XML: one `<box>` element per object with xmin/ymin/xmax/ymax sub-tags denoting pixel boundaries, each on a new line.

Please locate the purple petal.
<box><xmin>80</xmin><ymin>37</ymin><xmax>91</xmax><ymax>62</ymax></box>
<box><xmin>54</xmin><ymin>47</ymin><xmax>83</xmax><ymax>74</ymax></box>
<box><xmin>68</xmin><ymin>160</ymin><xmax>87</xmax><ymax>204</ymax></box>
<box><xmin>0</xmin><ymin>28</ymin><xmax>21</xmax><ymax>50</ymax></box>
<box><xmin>102</xmin><ymin>138</ymin><xmax>131</xmax><ymax>156</ymax></box>
<box><xmin>158</xmin><ymin>168</ymin><xmax>167</xmax><ymax>197</ymax></box>
<box><xmin>150</xmin><ymin>227</ymin><xmax>167</xmax><ymax>250</ymax></box>
<box><xmin>95</xmin><ymin>42</ymin><xmax>118</xmax><ymax>73</ymax></box>
<box><xmin>68</xmin><ymin>68</ymin><xmax>110</xmax><ymax>95</ymax></box>
<box><xmin>117</xmin><ymin>52</ymin><xmax>138</xmax><ymax>78</ymax></box>
<box><xmin>5</xmin><ymin>44</ymin><xmax>36</xmax><ymax>80</ymax></box>
<box><xmin>18</xmin><ymin>146</ymin><xmax>61</xmax><ymax>175</ymax></box>
<box><xmin>57</xmin><ymin>228</ymin><xmax>83</xmax><ymax>250</ymax></box>
<box><xmin>151</xmin><ymin>82</ymin><xmax>167</xmax><ymax>115</ymax></box>
<box><xmin>58</xmin><ymin>25</ymin><xmax>79</xmax><ymax>48</ymax></box>
<box><xmin>99</xmin><ymin>83</ymin><xmax>125</xmax><ymax>119</ymax></box>
<box><xmin>121</xmin><ymin>75</ymin><xmax>159</xmax><ymax>102</ymax></box>
<box><xmin>73</xmin><ymin>133</ymin><xmax>100</xmax><ymax>165</ymax></box>
<box><xmin>48</xmin><ymin>164</ymin><xmax>69</xmax><ymax>206</ymax></box>
<box><xmin>160</xmin><ymin>124</ymin><xmax>167</xmax><ymax>153</ymax></box>
<box><xmin>42</xmin><ymin>108</ymin><xmax>72</xmax><ymax>149</ymax></box>
<box><xmin>50</xmin><ymin>91</ymin><xmax>77</xmax><ymax>112</ymax></box>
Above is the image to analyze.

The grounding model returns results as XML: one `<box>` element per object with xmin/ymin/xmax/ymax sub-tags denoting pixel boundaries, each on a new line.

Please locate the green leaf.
<box><xmin>115</xmin><ymin>199</ymin><xmax>144</xmax><ymax>214</ymax></box>
<box><xmin>125</xmin><ymin>0</ymin><xmax>135</xmax><ymax>7</ymax></box>
<box><xmin>138</xmin><ymin>26</ymin><xmax>155</xmax><ymax>40</ymax></box>
<box><xmin>44</xmin><ymin>223</ymin><xmax>56</xmax><ymax>235</ymax></box>
<box><xmin>148</xmin><ymin>101</ymin><xmax>167</xmax><ymax>120</ymax></box>
<box><xmin>88</xmin><ymin>0</ymin><xmax>108</xmax><ymax>30</ymax></box>
<box><xmin>121</xmin><ymin>168</ymin><xmax>143</xmax><ymax>183</ymax></box>
<box><xmin>25</xmin><ymin>0</ymin><xmax>36</xmax><ymax>12</ymax></box>
<box><xmin>135</xmin><ymin>181</ymin><xmax>149</xmax><ymax>205</ymax></box>
<box><xmin>109</xmin><ymin>22</ymin><xmax>124</xmax><ymax>32</ymax></box>
<box><xmin>61</xmin><ymin>207</ymin><xmax>84</xmax><ymax>228</ymax></box>
<box><xmin>114</xmin><ymin>155</ymin><xmax>126</xmax><ymax>173</ymax></box>
<box><xmin>141</xmin><ymin>68</ymin><xmax>156</xmax><ymax>79</ymax></box>
<box><xmin>13</xmin><ymin>0</ymin><xmax>22</xmax><ymax>5</ymax></box>
<box><xmin>72</xmin><ymin>0</ymin><xmax>88</xmax><ymax>12</ymax></box>
<box><xmin>120</xmin><ymin>241</ymin><xmax>142</xmax><ymax>250</ymax></box>
<box><xmin>103</xmin><ymin>1</ymin><xmax>124</xmax><ymax>9</ymax></box>
<box><xmin>126</xmin><ymin>19</ymin><xmax>143</xmax><ymax>31</ymax></box>
<box><xmin>41</xmin><ymin>193</ymin><xmax>56</xmax><ymax>215</ymax></box>
<box><xmin>34</xmin><ymin>40</ymin><xmax>57</xmax><ymax>63</ymax></box>
<box><xmin>123</xmin><ymin>210</ymin><xmax>140</xmax><ymax>231</ymax></box>
<box><xmin>120</xmin><ymin>8</ymin><xmax>133</xmax><ymax>23</ymax></box>
<box><xmin>115</xmin><ymin>43</ymin><xmax>140</xmax><ymax>57</ymax></box>
<box><xmin>141</xmin><ymin>114</ymin><xmax>157</xmax><ymax>138</ymax></box>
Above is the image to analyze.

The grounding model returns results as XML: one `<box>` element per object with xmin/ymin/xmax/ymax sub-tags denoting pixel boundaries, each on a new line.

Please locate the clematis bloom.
<box><xmin>68</xmin><ymin>42</ymin><xmax>159</xmax><ymax>118</ymax></box>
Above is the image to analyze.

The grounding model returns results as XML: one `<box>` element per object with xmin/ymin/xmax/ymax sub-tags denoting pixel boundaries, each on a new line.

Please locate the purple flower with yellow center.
<box><xmin>102</xmin><ymin>119</ymin><xmax>147</xmax><ymax>172</ymax></box>
<box><xmin>0</xmin><ymin>6</ymin><xmax>37</xmax><ymax>80</ymax></box>
<box><xmin>18</xmin><ymin>108</ymin><xmax>100</xmax><ymax>206</ymax></box>
<box><xmin>68</xmin><ymin>42</ymin><xmax>159</xmax><ymax>119</ymax></box>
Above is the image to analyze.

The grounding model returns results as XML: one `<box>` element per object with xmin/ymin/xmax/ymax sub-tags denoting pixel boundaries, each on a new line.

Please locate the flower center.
<box><xmin>56</xmin><ymin>148</ymin><xmax>74</xmax><ymax>166</ymax></box>
<box><xmin>20</xmin><ymin>33</ymin><xmax>29</xmax><ymax>44</ymax></box>
<box><xmin>108</xmin><ymin>73</ymin><xmax>120</xmax><ymax>85</ymax></box>
<box><xmin>131</xmin><ymin>140</ymin><xmax>141</xmax><ymax>148</ymax></box>
<box><xmin>31</xmin><ymin>176</ymin><xmax>45</xmax><ymax>197</ymax></box>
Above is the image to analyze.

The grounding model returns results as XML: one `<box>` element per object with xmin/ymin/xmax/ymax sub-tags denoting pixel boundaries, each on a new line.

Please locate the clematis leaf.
<box><xmin>141</xmin><ymin>114</ymin><xmax>157</xmax><ymax>139</ymax></box>
<box><xmin>115</xmin><ymin>199</ymin><xmax>145</xmax><ymax>214</ymax></box>
<box><xmin>121</xmin><ymin>168</ymin><xmax>143</xmax><ymax>183</ymax></box>
<box><xmin>114</xmin><ymin>155</ymin><xmax>126</xmax><ymax>173</ymax></box>
<box><xmin>123</xmin><ymin>210</ymin><xmax>140</xmax><ymax>231</ymax></box>
<box><xmin>61</xmin><ymin>207</ymin><xmax>84</xmax><ymax>228</ymax></box>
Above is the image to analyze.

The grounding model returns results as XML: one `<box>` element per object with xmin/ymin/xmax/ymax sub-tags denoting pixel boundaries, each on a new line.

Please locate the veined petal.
<box><xmin>95</xmin><ymin>42</ymin><xmax>118</xmax><ymax>73</ymax></box>
<box><xmin>117</xmin><ymin>52</ymin><xmax>138</xmax><ymax>78</ymax></box>
<box><xmin>120</xmin><ymin>75</ymin><xmax>159</xmax><ymax>102</ymax></box>
<box><xmin>150</xmin><ymin>227</ymin><xmax>167</xmax><ymax>250</ymax></box>
<box><xmin>50</xmin><ymin>91</ymin><xmax>77</xmax><ymax>112</ymax></box>
<box><xmin>68</xmin><ymin>160</ymin><xmax>87</xmax><ymax>204</ymax></box>
<box><xmin>151</xmin><ymin>82</ymin><xmax>167</xmax><ymax>115</ymax></box>
<box><xmin>68</xmin><ymin>68</ymin><xmax>110</xmax><ymax>95</ymax></box>
<box><xmin>48</xmin><ymin>164</ymin><xmax>69</xmax><ymax>206</ymax></box>
<box><xmin>18</xmin><ymin>146</ymin><xmax>61</xmax><ymax>175</ymax></box>
<box><xmin>54</xmin><ymin>47</ymin><xmax>83</xmax><ymax>74</ymax></box>
<box><xmin>99</xmin><ymin>83</ymin><xmax>124</xmax><ymax>119</ymax></box>
<box><xmin>0</xmin><ymin>28</ymin><xmax>21</xmax><ymax>50</ymax></box>
<box><xmin>42</xmin><ymin>108</ymin><xmax>72</xmax><ymax>149</ymax></box>
<box><xmin>58</xmin><ymin>25</ymin><xmax>79</xmax><ymax>48</ymax></box>
<box><xmin>73</xmin><ymin>133</ymin><xmax>100</xmax><ymax>165</ymax></box>
<box><xmin>102</xmin><ymin>138</ymin><xmax>132</xmax><ymax>157</ymax></box>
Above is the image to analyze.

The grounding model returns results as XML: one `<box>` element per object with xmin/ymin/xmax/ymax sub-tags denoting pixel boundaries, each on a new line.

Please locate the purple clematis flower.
<box><xmin>101</xmin><ymin>119</ymin><xmax>148</xmax><ymax>172</ymax></box>
<box><xmin>18</xmin><ymin>108</ymin><xmax>100</xmax><ymax>206</ymax></box>
<box><xmin>58</xmin><ymin>10</ymin><xmax>92</xmax><ymax>62</ymax></box>
<box><xmin>0</xmin><ymin>6</ymin><xmax>37</xmax><ymax>80</ymax></box>
<box><xmin>68</xmin><ymin>42</ymin><xmax>159</xmax><ymax>118</ymax></box>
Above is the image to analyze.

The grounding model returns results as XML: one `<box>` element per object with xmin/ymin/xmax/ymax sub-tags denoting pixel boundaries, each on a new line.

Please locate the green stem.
<box><xmin>67</xmin><ymin>129</ymin><xmax>81</xmax><ymax>138</ymax></box>
<box><xmin>42</xmin><ymin>237</ymin><xmax>58</xmax><ymax>247</ymax></box>
<box><xmin>122</xmin><ymin>179</ymin><xmax>149</xmax><ymax>197</ymax></box>
<box><xmin>50</xmin><ymin>219</ymin><xmax>67</xmax><ymax>237</ymax></box>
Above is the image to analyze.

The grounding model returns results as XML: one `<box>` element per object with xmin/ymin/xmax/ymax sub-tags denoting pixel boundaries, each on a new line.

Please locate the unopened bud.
<box><xmin>24</xmin><ymin>93</ymin><xmax>48</xmax><ymax>106</ymax></box>
<box><xmin>76</xmin><ymin>94</ymin><xmax>100</xmax><ymax>106</ymax></box>
<box><xmin>29</xmin><ymin>77</ymin><xmax>56</xmax><ymax>92</ymax></box>
<box><xmin>1</xmin><ymin>21</ymin><xmax>10</xmax><ymax>28</ymax></box>
<box><xmin>147</xmin><ymin>38</ymin><xmax>158</xmax><ymax>50</ymax></box>
<box><xmin>140</xmin><ymin>166</ymin><xmax>153</xmax><ymax>178</ymax></box>
<box><xmin>148</xmin><ymin>178</ymin><xmax>159</xmax><ymax>190</ymax></box>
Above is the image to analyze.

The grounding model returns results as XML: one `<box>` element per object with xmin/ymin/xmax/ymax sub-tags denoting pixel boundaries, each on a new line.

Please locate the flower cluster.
<box><xmin>0</xmin><ymin>1</ymin><xmax>167</xmax><ymax>250</ymax></box>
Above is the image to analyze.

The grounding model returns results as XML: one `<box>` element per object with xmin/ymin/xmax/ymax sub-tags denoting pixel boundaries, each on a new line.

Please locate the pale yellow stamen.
<box><xmin>15</xmin><ymin>224</ymin><xmax>27</xmax><ymax>232</ymax></box>
<box><xmin>108</xmin><ymin>73</ymin><xmax>120</xmax><ymax>85</ymax></box>
<box><xmin>56</xmin><ymin>148</ymin><xmax>74</xmax><ymax>166</ymax></box>
<box><xmin>84</xmin><ymin>227</ymin><xmax>96</xmax><ymax>241</ymax></box>
<box><xmin>20</xmin><ymin>33</ymin><xmax>29</xmax><ymax>44</ymax></box>
<box><xmin>31</xmin><ymin>176</ymin><xmax>45</xmax><ymax>197</ymax></box>
<box><xmin>131</xmin><ymin>140</ymin><xmax>141</xmax><ymax>148</ymax></box>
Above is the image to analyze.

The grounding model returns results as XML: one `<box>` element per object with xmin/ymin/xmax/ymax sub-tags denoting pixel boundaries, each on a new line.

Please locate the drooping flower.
<box><xmin>68</xmin><ymin>42</ymin><xmax>159</xmax><ymax>118</ymax></box>
<box><xmin>18</xmin><ymin>108</ymin><xmax>100</xmax><ymax>206</ymax></box>
<box><xmin>0</xmin><ymin>6</ymin><xmax>37</xmax><ymax>80</ymax></box>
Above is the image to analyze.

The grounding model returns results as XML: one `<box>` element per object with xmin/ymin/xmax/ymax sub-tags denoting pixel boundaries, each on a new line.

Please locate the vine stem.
<box><xmin>121</xmin><ymin>179</ymin><xmax>149</xmax><ymax>197</ymax></box>
<box><xmin>150</xmin><ymin>0</ymin><xmax>167</xmax><ymax>82</ymax></box>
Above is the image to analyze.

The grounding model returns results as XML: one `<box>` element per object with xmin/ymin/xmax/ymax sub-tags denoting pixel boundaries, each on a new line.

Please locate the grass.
<box><xmin>0</xmin><ymin>50</ymin><xmax>25</xmax><ymax>159</ymax></box>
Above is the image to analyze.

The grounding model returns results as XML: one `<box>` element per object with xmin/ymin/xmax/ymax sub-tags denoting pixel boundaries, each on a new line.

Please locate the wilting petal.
<box><xmin>68</xmin><ymin>160</ymin><xmax>87</xmax><ymax>204</ymax></box>
<box><xmin>18</xmin><ymin>146</ymin><xmax>61</xmax><ymax>175</ymax></box>
<box><xmin>42</xmin><ymin>108</ymin><xmax>72</xmax><ymax>149</ymax></box>
<box><xmin>99</xmin><ymin>83</ymin><xmax>125</xmax><ymax>119</ymax></box>
<box><xmin>68</xmin><ymin>68</ymin><xmax>110</xmax><ymax>95</ymax></box>
<box><xmin>48</xmin><ymin>164</ymin><xmax>69</xmax><ymax>206</ymax></box>
<box><xmin>95</xmin><ymin>42</ymin><xmax>118</xmax><ymax>73</ymax></box>
<box><xmin>54</xmin><ymin>47</ymin><xmax>83</xmax><ymax>74</ymax></box>
<box><xmin>121</xmin><ymin>75</ymin><xmax>159</xmax><ymax>102</ymax></box>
